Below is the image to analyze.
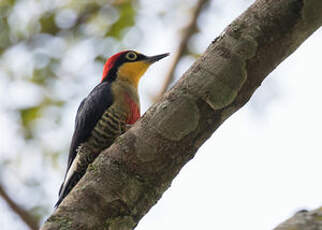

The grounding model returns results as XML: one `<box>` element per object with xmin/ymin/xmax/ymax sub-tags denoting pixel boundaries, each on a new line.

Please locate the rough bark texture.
<box><xmin>42</xmin><ymin>0</ymin><xmax>322</xmax><ymax>229</ymax></box>
<box><xmin>274</xmin><ymin>209</ymin><xmax>322</xmax><ymax>230</ymax></box>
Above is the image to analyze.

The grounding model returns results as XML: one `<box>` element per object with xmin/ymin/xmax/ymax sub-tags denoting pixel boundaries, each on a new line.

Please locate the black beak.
<box><xmin>145</xmin><ymin>53</ymin><xmax>170</xmax><ymax>63</ymax></box>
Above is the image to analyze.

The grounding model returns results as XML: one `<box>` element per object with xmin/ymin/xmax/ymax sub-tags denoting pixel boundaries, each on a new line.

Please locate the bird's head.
<box><xmin>101</xmin><ymin>50</ymin><xmax>169</xmax><ymax>87</ymax></box>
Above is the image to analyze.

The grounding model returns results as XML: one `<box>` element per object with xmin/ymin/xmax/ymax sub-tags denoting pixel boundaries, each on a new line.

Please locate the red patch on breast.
<box><xmin>124</xmin><ymin>93</ymin><xmax>140</xmax><ymax>124</ymax></box>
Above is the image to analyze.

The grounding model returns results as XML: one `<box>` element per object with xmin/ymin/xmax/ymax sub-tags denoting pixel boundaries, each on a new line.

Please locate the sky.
<box><xmin>1</xmin><ymin>0</ymin><xmax>322</xmax><ymax>229</ymax></box>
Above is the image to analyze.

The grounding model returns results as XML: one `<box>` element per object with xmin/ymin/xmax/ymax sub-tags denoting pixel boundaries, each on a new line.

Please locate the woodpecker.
<box><xmin>55</xmin><ymin>50</ymin><xmax>169</xmax><ymax>207</ymax></box>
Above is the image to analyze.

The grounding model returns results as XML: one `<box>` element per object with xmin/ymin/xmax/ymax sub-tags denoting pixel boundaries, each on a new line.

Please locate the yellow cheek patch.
<box><xmin>117</xmin><ymin>61</ymin><xmax>150</xmax><ymax>87</ymax></box>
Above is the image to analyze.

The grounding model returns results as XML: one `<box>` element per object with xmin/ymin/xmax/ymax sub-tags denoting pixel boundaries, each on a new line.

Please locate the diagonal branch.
<box><xmin>274</xmin><ymin>209</ymin><xmax>322</xmax><ymax>230</ymax></box>
<box><xmin>153</xmin><ymin>0</ymin><xmax>209</xmax><ymax>102</ymax></box>
<box><xmin>42</xmin><ymin>0</ymin><xmax>322</xmax><ymax>229</ymax></box>
<box><xmin>0</xmin><ymin>183</ymin><xmax>39</xmax><ymax>230</ymax></box>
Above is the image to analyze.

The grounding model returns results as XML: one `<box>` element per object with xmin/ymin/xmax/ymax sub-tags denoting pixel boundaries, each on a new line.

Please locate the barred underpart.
<box><xmin>61</xmin><ymin>108</ymin><xmax>127</xmax><ymax>204</ymax></box>
<box><xmin>80</xmin><ymin>108</ymin><xmax>126</xmax><ymax>168</ymax></box>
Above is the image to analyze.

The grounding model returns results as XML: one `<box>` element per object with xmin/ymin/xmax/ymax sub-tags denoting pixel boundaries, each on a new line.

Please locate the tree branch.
<box><xmin>42</xmin><ymin>0</ymin><xmax>322</xmax><ymax>229</ymax></box>
<box><xmin>0</xmin><ymin>183</ymin><xmax>39</xmax><ymax>230</ymax></box>
<box><xmin>274</xmin><ymin>209</ymin><xmax>322</xmax><ymax>230</ymax></box>
<box><xmin>153</xmin><ymin>0</ymin><xmax>209</xmax><ymax>102</ymax></box>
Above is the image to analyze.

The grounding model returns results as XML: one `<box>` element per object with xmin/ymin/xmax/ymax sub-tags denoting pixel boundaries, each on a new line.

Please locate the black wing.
<box><xmin>59</xmin><ymin>81</ymin><xmax>113</xmax><ymax>194</ymax></box>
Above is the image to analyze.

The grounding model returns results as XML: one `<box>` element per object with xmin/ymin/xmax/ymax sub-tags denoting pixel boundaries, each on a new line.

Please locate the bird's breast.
<box><xmin>110</xmin><ymin>80</ymin><xmax>140</xmax><ymax>125</ymax></box>
<box><xmin>123</xmin><ymin>92</ymin><xmax>140</xmax><ymax>124</ymax></box>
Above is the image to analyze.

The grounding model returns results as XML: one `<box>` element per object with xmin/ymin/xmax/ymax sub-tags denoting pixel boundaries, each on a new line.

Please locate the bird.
<box><xmin>55</xmin><ymin>50</ymin><xmax>169</xmax><ymax>208</ymax></box>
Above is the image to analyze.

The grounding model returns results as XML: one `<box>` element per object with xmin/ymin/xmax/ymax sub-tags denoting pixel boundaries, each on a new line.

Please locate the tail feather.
<box><xmin>55</xmin><ymin>145</ymin><xmax>99</xmax><ymax>208</ymax></box>
<box><xmin>55</xmin><ymin>173</ymin><xmax>81</xmax><ymax>208</ymax></box>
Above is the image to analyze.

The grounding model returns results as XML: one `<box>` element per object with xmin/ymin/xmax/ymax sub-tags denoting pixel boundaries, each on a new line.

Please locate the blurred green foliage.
<box><xmin>107</xmin><ymin>3</ymin><xmax>136</xmax><ymax>39</ymax></box>
<box><xmin>20</xmin><ymin>106</ymin><xmax>41</xmax><ymax>139</ymax></box>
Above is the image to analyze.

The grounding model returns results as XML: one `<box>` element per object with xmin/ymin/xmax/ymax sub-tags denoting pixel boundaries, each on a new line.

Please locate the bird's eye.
<box><xmin>125</xmin><ymin>52</ymin><xmax>137</xmax><ymax>61</ymax></box>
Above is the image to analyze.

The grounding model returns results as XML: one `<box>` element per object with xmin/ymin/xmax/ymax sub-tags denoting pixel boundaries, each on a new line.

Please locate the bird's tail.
<box><xmin>55</xmin><ymin>172</ymin><xmax>82</xmax><ymax>208</ymax></box>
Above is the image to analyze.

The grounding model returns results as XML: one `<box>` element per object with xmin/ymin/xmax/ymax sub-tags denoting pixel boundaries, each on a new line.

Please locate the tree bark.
<box><xmin>274</xmin><ymin>209</ymin><xmax>322</xmax><ymax>230</ymax></box>
<box><xmin>41</xmin><ymin>0</ymin><xmax>322</xmax><ymax>229</ymax></box>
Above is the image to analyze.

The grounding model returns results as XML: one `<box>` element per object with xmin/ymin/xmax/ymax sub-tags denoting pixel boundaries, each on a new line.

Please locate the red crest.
<box><xmin>101</xmin><ymin>51</ymin><xmax>128</xmax><ymax>82</ymax></box>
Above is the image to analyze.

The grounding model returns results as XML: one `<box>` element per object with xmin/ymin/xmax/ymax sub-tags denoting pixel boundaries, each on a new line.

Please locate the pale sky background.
<box><xmin>0</xmin><ymin>0</ymin><xmax>322</xmax><ymax>229</ymax></box>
